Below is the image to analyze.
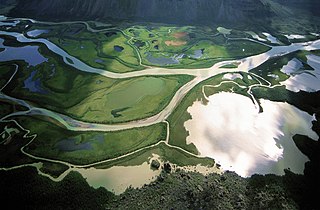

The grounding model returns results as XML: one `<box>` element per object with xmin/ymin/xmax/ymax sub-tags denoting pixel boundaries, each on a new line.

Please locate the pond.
<box><xmin>0</xmin><ymin>38</ymin><xmax>48</xmax><ymax>66</ymax></box>
<box><xmin>24</xmin><ymin>70</ymin><xmax>48</xmax><ymax>94</ymax></box>
<box><xmin>189</xmin><ymin>49</ymin><xmax>204</xmax><ymax>59</ymax></box>
<box><xmin>281</xmin><ymin>54</ymin><xmax>320</xmax><ymax>92</ymax></box>
<box><xmin>26</xmin><ymin>29</ymin><xmax>49</xmax><ymax>38</ymax></box>
<box><xmin>285</xmin><ymin>34</ymin><xmax>306</xmax><ymax>40</ymax></box>
<box><xmin>145</xmin><ymin>52</ymin><xmax>181</xmax><ymax>65</ymax></box>
<box><xmin>262</xmin><ymin>32</ymin><xmax>280</xmax><ymax>44</ymax></box>
<box><xmin>95</xmin><ymin>58</ymin><xmax>105</xmax><ymax>64</ymax></box>
<box><xmin>55</xmin><ymin>134</ymin><xmax>104</xmax><ymax>152</ymax></box>
<box><xmin>217</xmin><ymin>27</ymin><xmax>232</xmax><ymax>35</ymax></box>
<box><xmin>246</xmin><ymin>31</ymin><xmax>267</xmax><ymax>42</ymax></box>
<box><xmin>222</xmin><ymin>73</ymin><xmax>243</xmax><ymax>80</ymax></box>
<box><xmin>74</xmin><ymin>154</ymin><xmax>161</xmax><ymax>195</ymax></box>
<box><xmin>114</xmin><ymin>45</ymin><xmax>124</xmax><ymax>52</ymax></box>
<box><xmin>280</xmin><ymin>58</ymin><xmax>303</xmax><ymax>75</ymax></box>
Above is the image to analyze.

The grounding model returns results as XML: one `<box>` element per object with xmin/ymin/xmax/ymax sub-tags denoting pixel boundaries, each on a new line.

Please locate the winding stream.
<box><xmin>1</xmin><ymin>17</ymin><xmax>320</xmax><ymax>193</ymax></box>
<box><xmin>1</xmin><ymin>29</ymin><xmax>320</xmax><ymax>131</ymax></box>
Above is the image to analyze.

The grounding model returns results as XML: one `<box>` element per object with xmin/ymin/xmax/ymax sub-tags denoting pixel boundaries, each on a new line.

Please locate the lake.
<box><xmin>184</xmin><ymin>92</ymin><xmax>318</xmax><ymax>177</ymax></box>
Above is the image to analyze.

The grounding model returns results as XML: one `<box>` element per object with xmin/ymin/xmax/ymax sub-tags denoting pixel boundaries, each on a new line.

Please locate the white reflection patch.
<box><xmin>185</xmin><ymin>92</ymin><xmax>318</xmax><ymax>177</ymax></box>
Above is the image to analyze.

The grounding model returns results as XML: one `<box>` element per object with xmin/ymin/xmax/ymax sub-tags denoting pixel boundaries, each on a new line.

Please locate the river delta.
<box><xmin>1</xmin><ymin>13</ymin><xmax>320</xmax><ymax>208</ymax></box>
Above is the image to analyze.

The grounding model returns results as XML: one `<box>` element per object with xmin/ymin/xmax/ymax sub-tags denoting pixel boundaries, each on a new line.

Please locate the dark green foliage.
<box><xmin>252</xmin><ymin>86</ymin><xmax>320</xmax><ymax>115</ymax></box>
<box><xmin>0</xmin><ymin>121</ymin><xmax>35</xmax><ymax>167</ymax></box>
<box><xmin>0</xmin><ymin>168</ymin><xmax>114</xmax><ymax>210</ymax></box>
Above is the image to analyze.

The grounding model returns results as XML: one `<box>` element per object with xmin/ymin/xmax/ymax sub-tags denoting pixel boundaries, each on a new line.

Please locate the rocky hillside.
<box><xmin>5</xmin><ymin>0</ymin><xmax>320</xmax><ymax>25</ymax></box>
<box><xmin>8</xmin><ymin>0</ymin><xmax>271</xmax><ymax>25</ymax></box>
<box><xmin>0</xmin><ymin>0</ymin><xmax>16</xmax><ymax>14</ymax></box>
<box><xmin>274</xmin><ymin>0</ymin><xmax>320</xmax><ymax>16</ymax></box>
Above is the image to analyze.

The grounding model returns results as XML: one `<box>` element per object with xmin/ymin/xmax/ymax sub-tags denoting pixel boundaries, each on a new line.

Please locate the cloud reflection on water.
<box><xmin>185</xmin><ymin>92</ymin><xmax>318</xmax><ymax>177</ymax></box>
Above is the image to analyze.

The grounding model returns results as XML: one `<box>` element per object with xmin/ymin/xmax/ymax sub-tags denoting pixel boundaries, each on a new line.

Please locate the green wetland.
<box><xmin>1</xmin><ymin>13</ymin><xmax>320</xmax><ymax>209</ymax></box>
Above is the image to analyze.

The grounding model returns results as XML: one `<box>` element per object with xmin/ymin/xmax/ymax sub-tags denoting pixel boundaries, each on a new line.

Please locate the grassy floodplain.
<box><xmin>15</xmin><ymin>116</ymin><xmax>167</xmax><ymax>165</ymax></box>
<box><xmin>27</xmin><ymin>22</ymin><xmax>270</xmax><ymax>71</ymax></box>
<box><xmin>1</xmin><ymin>19</ymin><xmax>313</xmax><ymax>167</ymax></box>
<box><xmin>130</xmin><ymin>25</ymin><xmax>270</xmax><ymax>68</ymax></box>
<box><xmin>2</xmin><ymin>43</ymin><xmax>193</xmax><ymax>124</ymax></box>
<box><xmin>49</xmin><ymin>33</ymin><xmax>143</xmax><ymax>73</ymax></box>
<box><xmin>67</xmin><ymin>75</ymin><xmax>192</xmax><ymax>123</ymax></box>
<box><xmin>26</xmin><ymin>23</ymin><xmax>144</xmax><ymax>73</ymax></box>
<box><xmin>3</xmin><ymin>16</ymin><xmax>319</xmax><ymax>202</ymax></box>
<box><xmin>95</xmin><ymin>142</ymin><xmax>215</xmax><ymax>170</ymax></box>
<box><xmin>1</xmin><ymin>4</ymin><xmax>320</xmax><ymax>208</ymax></box>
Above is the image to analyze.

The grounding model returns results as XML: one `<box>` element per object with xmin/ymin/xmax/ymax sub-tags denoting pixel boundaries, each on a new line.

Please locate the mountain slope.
<box><xmin>8</xmin><ymin>0</ymin><xmax>271</xmax><ymax>25</ymax></box>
